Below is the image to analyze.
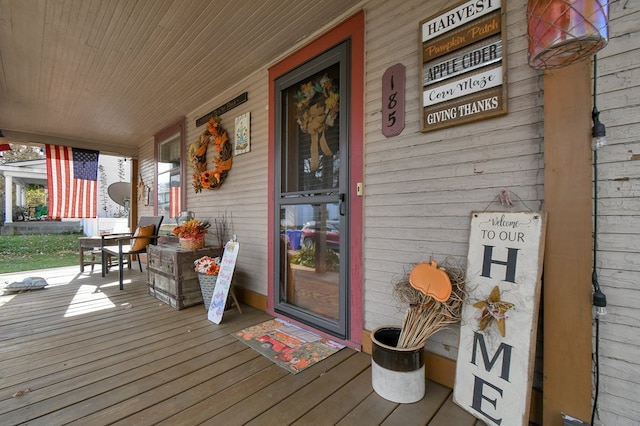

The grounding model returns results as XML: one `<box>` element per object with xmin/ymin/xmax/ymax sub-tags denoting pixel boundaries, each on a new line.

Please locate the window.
<box><xmin>154</xmin><ymin>118</ymin><xmax>186</xmax><ymax>229</ymax></box>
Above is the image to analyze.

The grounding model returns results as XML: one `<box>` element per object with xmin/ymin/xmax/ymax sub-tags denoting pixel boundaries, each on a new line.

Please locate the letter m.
<box><xmin>471</xmin><ymin>332</ymin><xmax>513</xmax><ymax>381</ymax></box>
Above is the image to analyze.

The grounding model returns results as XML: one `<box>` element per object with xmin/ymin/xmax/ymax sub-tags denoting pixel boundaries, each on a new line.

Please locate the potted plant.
<box><xmin>371</xmin><ymin>259</ymin><xmax>466</xmax><ymax>403</ymax></box>
<box><xmin>194</xmin><ymin>255</ymin><xmax>221</xmax><ymax>311</ymax></box>
<box><xmin>172</xmin><ymin>218</ymin><xmax>210</xmax><ymax>249</ymax></box>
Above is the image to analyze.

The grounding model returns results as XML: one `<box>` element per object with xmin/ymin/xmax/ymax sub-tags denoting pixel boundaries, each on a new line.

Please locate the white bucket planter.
<box><xmin>371</xmin><ymin>326</ymin><xmax>425</xmax><ymax>403</ymax></box>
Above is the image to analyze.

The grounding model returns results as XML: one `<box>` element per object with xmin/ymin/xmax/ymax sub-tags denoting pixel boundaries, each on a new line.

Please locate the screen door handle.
<box><xmin>339</xmin><ymin>193</ymin><xmax>346</xmax><ymax>216</ymax></box>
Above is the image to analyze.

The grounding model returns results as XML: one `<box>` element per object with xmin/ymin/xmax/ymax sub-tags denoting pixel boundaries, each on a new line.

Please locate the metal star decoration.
<box><xmin>473</xmin><ymin>285</ymin><xmax>514</xmax><ymax>337</ymax></box>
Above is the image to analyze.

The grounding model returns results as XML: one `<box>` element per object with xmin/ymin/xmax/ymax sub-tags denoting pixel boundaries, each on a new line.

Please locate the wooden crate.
<box><xmin>147</xmin><ymin>244</ymin><xmax>220</xmax><ymax>310</ymax></box>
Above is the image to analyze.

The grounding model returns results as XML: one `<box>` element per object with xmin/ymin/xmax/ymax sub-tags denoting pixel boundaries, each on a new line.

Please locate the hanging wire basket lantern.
<box><xmin>527</xmin><ymin>0</ymin><xmax>609</xmax><ymax>69</ymax></box>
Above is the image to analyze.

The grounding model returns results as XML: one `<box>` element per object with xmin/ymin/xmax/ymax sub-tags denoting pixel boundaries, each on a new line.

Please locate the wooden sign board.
<box><xmin>208</xmin><ymin>241</ymin><xmax>239</xmax><ymax>324</ymax></box>
<box><xmin>196</xmin><ymin>92</ymin><xmax>248</xmax><ymax>127</ymax></box>
<box><xmin>420</xmin><ymin>0</ymin><xmax>507</xmax><ymax>132</ymax></box>
<box><xmin>454</xmin><ymin>211</ymin><xmax>546</xmax><ymax>426</ymax></box>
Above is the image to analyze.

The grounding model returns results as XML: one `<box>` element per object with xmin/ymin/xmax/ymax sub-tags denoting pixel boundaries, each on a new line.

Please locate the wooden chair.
<box><xmin>101</xmin><ymin>216</ymin><xmax>164</xmax><ymax>290</ymax></box>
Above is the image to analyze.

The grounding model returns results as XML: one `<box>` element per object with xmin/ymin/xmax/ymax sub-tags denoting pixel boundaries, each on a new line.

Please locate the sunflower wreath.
<box><xmin>188</xmin><ymin>116</ymin><xmax>233</xmax><ymax>192</ymax></box>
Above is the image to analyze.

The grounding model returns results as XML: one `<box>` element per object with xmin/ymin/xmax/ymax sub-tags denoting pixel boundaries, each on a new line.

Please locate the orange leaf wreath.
<box><xmin>189</xmin><ymin>116</ymin><xmax>233</xmax><ymax>192</ymax></box>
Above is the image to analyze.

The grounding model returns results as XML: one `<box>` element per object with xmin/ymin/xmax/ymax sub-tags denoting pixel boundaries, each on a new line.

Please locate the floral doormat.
<box><xmin>232</xmin><ymin>318</ymin><xmax>344</xmax><ymax>374</ymax></box>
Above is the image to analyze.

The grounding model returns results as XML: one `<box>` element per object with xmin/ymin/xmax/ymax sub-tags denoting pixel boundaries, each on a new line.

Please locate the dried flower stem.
<box><xmin>212</xmin><ymin>211</ymin><xmax>230</xmax><ymax>253</ymax></box>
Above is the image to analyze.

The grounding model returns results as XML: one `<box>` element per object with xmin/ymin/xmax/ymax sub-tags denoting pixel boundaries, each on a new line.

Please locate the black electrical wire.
<box><xmin>593</xmin><ymin>54</ymin><xmax>600</xmax><ymax>271</ymax></box>
<box><xmin>591</xmin><ymin>54</ymin><xmax>602</xmax><ymax>426</ymax></box>
<box><xmin>592</xmin><ymin>313</ymin><xmax>600</xmax><ymax>426</ymax></box>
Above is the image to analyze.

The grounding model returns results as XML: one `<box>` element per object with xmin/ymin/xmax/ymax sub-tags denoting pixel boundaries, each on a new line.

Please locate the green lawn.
<box><xmin>0</xmin><ymin>233</ymin><xmax>82</xmax><ymax>274</ymax></box>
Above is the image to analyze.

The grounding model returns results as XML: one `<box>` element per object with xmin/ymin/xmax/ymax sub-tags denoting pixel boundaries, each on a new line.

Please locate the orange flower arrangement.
<box><xmin>172</xmin><ymin>219</ymin><xmax>210</xmax><ymax>239</ymax></box>
<box><xmin>189</xmin><ymin>116</ymin><xmax>233</xmax><ymax>192</ymax></box>
<box><xmin>194</xmin><ymin>256</ymin><xmax>221</xmax><ymax>275</ymax></box>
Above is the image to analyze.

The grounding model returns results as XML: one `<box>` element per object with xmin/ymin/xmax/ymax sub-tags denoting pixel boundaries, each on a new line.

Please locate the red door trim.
<box><xmin>267</xmin><ymin>11</ymin><xmax>364</xmax><ymax>348</ymax></box>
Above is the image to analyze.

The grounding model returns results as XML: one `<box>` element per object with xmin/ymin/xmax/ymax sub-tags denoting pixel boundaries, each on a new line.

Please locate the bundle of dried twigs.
<box><xmin>212</xmin><ymin>210</ymin><xmax>230</xmax><ymax>253</ymax></box>
<box><xmin>394</xmin><ymin>258</ymin><xmax>466</xmax><ymax>349</ymax></box>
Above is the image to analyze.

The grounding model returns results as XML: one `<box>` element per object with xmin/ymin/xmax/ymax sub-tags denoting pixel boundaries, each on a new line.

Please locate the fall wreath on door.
<box><xmin>294</xmin><ymin>74</ymin><xmax>339</xmax><ymax>172</ymax></box>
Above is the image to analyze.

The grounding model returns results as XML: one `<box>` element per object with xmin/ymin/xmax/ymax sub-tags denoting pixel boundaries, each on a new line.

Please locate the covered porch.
<box><xmin>0</xmin><ymin>266</ymin><xmax>480</xmax><ymax>425</ymax></box>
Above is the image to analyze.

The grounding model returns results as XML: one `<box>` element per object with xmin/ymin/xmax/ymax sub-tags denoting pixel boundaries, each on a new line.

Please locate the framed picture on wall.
<box><xmin>234</xmin><ymin>112</ymin><xmax>250</xmax><ymax>155</ymax></box>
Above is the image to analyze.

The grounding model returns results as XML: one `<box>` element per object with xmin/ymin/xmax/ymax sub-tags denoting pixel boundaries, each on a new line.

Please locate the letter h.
<box><xmin>481</xmin><ymin>245</ymin><xmax>519</xmax><ymax>283</ymax></box>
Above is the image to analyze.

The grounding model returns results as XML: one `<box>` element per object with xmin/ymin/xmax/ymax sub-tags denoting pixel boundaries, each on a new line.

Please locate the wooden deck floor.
<box><xmin>0</xmin><ymin>266</ymin><xmax>482</xmax><ymax>425</ymax></box>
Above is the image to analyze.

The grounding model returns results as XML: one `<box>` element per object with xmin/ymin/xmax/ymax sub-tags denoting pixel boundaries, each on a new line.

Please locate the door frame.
<box><xmin>267</xmin><ymin>11</ymin><xmax>364</xmax><ymax>349</ymax></box>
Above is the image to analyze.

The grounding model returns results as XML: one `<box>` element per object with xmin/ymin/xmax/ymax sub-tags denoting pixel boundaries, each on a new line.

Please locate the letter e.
<box><xmin>472</xmin><ymin>375</ymin><xmax>503</xmax><ymax>425</ymax></box>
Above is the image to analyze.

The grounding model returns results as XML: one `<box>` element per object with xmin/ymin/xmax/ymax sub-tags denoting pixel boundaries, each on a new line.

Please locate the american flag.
<box><xmin>46</xmin><ymin>145</ymin><xmax>99</xmax><ymax>218</ymax></box>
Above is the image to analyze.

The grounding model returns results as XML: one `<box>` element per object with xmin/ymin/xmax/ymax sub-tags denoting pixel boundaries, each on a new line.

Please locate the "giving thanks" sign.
<box><xmin>420</xmin><ymin>0</ymin><xmax>508</xmax><ymax>132</ymax></box>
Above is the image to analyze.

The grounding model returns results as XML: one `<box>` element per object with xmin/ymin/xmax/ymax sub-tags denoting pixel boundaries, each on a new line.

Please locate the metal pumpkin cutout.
<box><xmin>409</xmin><ymin>260</ymin><xmax>453</xmax><ymax>302</ymax></box>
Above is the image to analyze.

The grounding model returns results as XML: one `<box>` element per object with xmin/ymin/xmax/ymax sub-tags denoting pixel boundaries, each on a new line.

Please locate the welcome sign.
<box><xmin>454</xmin><ymin>211</ymin><xmax>546</xmax><ymax>425</ymax></box>
<box><xmin>208</xmin><ymin>240</ymin><xmax>239</xmax><ymax>324</ymax></box>
<box><xmin>420</xmin><ymin>0</ymin><xmax>507</xmax><ymax>132</ymax></box>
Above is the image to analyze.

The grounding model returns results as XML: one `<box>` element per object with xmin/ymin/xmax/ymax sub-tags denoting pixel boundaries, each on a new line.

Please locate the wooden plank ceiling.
<box><xmin>0</xmin><ymin>0</ymin><xmax>359</xmax><ymax>156</ymax></box>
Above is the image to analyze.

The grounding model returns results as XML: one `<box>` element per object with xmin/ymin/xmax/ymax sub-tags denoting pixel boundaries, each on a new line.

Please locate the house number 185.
<box><xmin>382</xmin><ymin>63</ymin><xmax>405</xmax><ymax>137</ymax></box>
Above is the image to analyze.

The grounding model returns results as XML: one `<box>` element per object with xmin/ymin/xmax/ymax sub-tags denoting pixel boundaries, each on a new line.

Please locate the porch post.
<box><xmin>542</xmin><ymin>61</ymin><xmax>593</xmax><ymax>424</ymax></box>
<box><xmin>4</xmin><ymin>174</ymin><xmax>12</xmax><ymax>223</ymax></box>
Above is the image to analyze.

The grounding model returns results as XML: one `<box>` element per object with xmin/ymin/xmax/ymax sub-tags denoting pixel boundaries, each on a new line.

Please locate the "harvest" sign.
<box><xmin>420</xmin><ymin>0</ymin><xmax>507</xmax><ymax>132</ymax></box>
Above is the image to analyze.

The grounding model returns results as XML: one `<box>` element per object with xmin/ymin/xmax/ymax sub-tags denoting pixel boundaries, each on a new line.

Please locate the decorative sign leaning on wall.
<box><xmin>208</xmin><ymin>240</ymin><xmax>239</xmax><ymax>325</ymax></box>
<box><xmin>454</xmin><ymin>211</ymin><xmax>546</xmax><ymax>426</ymax></box>
<box><xmin>420</xmin><ymin>0</ymin><xmax>508</xmax><ymax>132</ymax></box>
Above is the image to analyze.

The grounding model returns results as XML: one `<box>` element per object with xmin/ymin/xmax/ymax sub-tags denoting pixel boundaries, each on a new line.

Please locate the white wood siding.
<box><xmin>180</xmin><ymin>69</ymin><xmax>270</xmax><ymax>295</ymax></box>
<box><xmin>362</xmin><ymin>0</ymin><xmax>543</xmax><ymax>361</ymax></box>
<box><xmin>591</xmin><ymin>1</ymin><xmax>640</xmax><ymax>424</ymax></box>
<box><xmin>136</xmin><ymin>73</ymin><xmax>270</xmax><ymax>295</ymax></box>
